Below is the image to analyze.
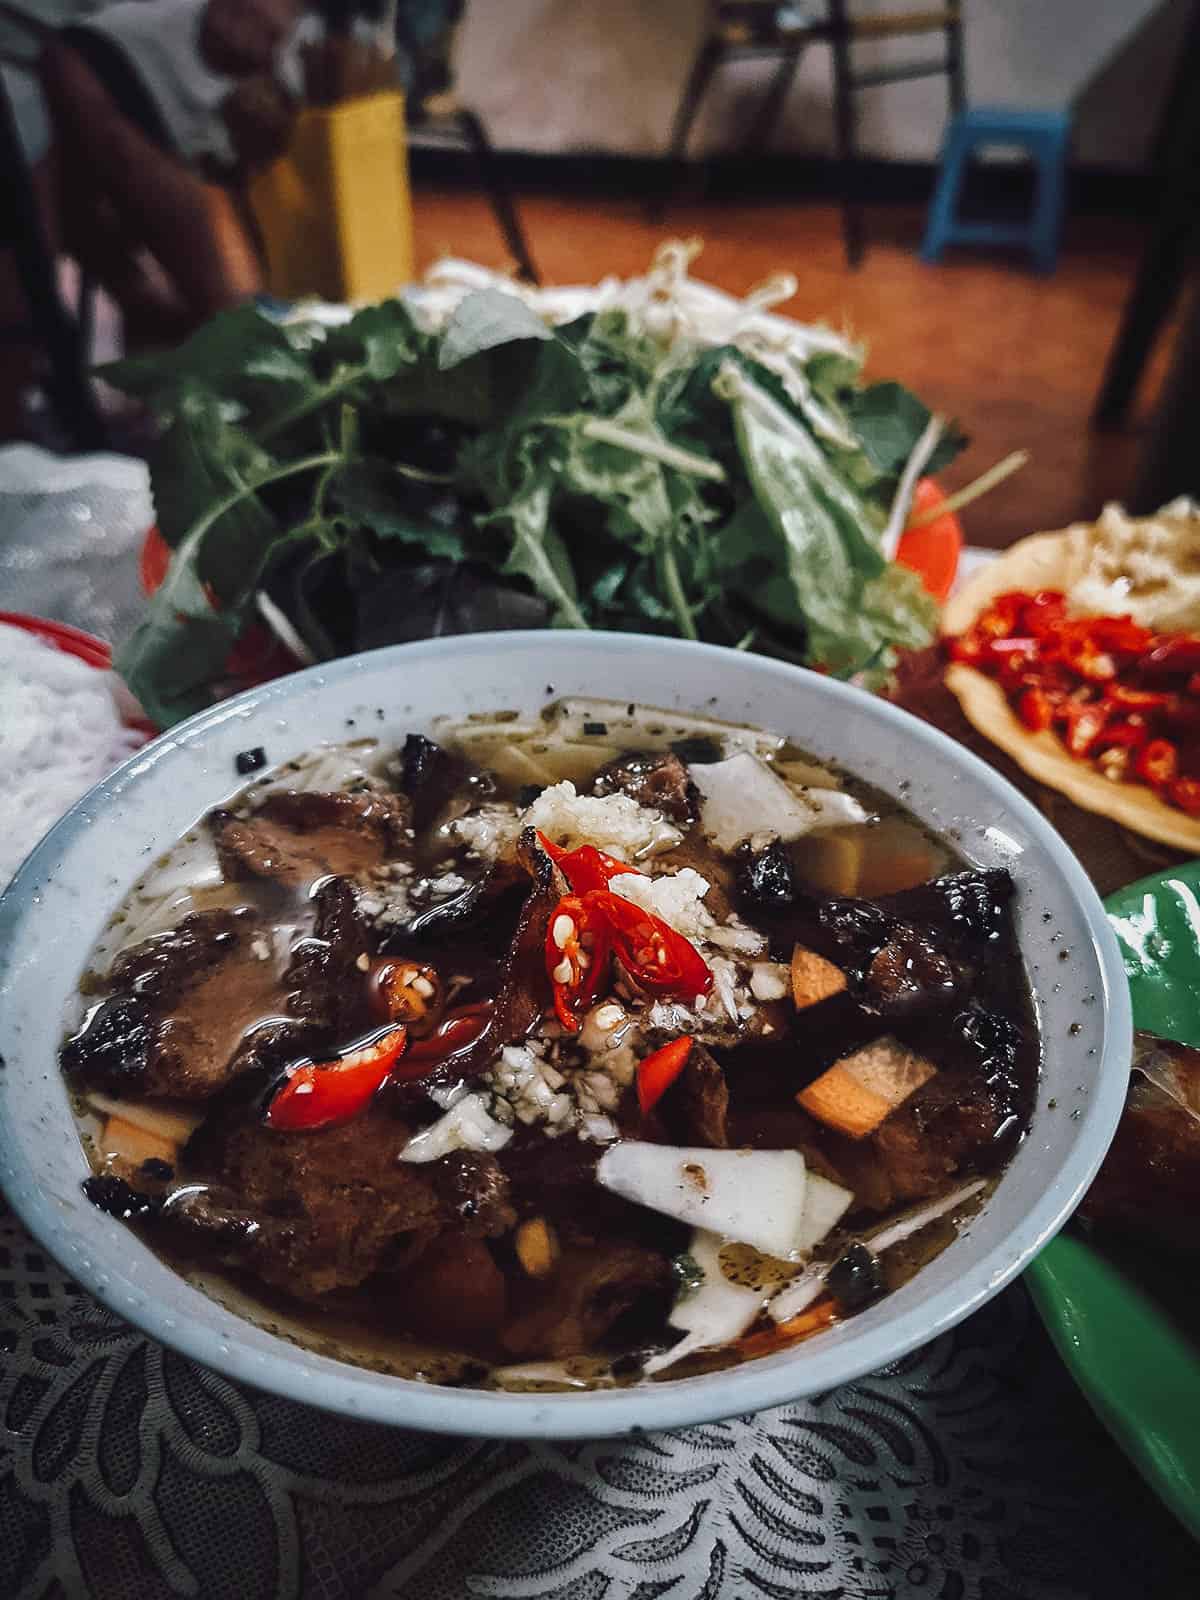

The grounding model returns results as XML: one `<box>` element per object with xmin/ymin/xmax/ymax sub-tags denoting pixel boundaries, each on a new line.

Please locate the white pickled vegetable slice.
<box><xmin>793</xmin><ymin>1171</ymin><xmax>854</xmax><ymax>1256</ymax></box>
<box><xmin>865</xmin><ymin>1178</ymin><xmax>988</xmax><ymax>1255</ymax></box>
<box><xmin>643</xmin><ymin>1230</ymin><xmax>765</xmax><ymax>1376</ymax></box>
<box><xmin>595</xmin><ymin>1142</ymin><xmax>808</xmax><ymax>1259</ymax></box>
<box><xmin>689</xmin><ymin>752</ymin><xmax>867</xmax><ymax>853</ymax></box>
<box><xmin>86</xmin><ymin>1093</ymin><xmax>201</xmax><ymax>1144</ymax></box>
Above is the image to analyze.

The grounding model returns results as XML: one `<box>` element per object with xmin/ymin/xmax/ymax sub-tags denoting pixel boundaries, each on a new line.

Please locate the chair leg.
<box><xmin>650</xmin><ymin>35</ymin><xmax>723</xmax><ymax>224</ymax></box>
<box><xmin>740</xmin><ymin>44</ymin><xmax>805</xmax><ymax>155</ymax></box>
<box><xmin>829</xmin><ymin>6</ymin><xmax>864</xmax><ymax>268</ymax></box>
<box><xmin>1030</xmin><ymin>135</ymin><xmax>1067</xmax><ymax>275</ymax></box>
<box><xmin>1092</xmin><ymin>215</ymin><xmax>1194</xmax><ymax>427</ymax></box>
<box><xmin>1093</xmin><ymin>0</ymin><xmax>1200</xmax><ymax>427</ymax></box>
<box><xmin>456</xmin><ymin>108</ymin><xmax>539</xmax><ymax>285</ymax></box>
<box><xmin>920</xmin><ymin>123</ymin><xmax>968</xmax><ymax>264</ymax></box>
<box><xmin>1132</xmin><ymin>277</ymin><xmax>1200</xmax><ymax>511</ymax></box>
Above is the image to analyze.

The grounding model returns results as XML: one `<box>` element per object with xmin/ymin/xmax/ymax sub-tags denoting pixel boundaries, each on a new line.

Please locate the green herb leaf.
<box><xmin>148</xmin><ymin>389</ymin><xmax>281</xmax><ymax>610</ymax></box>
<box><xmin>117</xmin><ymin>449</ymin><xmax>340</xmax><ymax>725</ymax></box>
<box><xmin>98</xmin><ymin>305</ymin><xmax>310</xmax><ymax>405</ymax></box>
<box><xmin>330</xmin><ymin>461</ymin><xmax>468</xmax><ymax>561</ymax></box>
<box><xmin>113</xmin><ymin>559</ymin><xmax>246</xmax><ymax>728</ymax></box>
<box><xmin>486</xmin><ymin>478</ymin><xmax>588</xmax><ymax>629</ymax></box>
<box><xmin>317</xmin><ymin>299</ymin><xmax>424</xmax><ymax>382</ymax></box>
<box><xmin>846</xmin><ymin>381</ymin><xmax>968</xmax><ymax>479</ymax></box>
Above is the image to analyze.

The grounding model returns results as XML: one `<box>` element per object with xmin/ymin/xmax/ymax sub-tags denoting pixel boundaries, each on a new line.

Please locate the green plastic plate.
<box><xmin>1026</xmin><ymin>861</ymin><xmax>1200</xmax><ymax>1542</ymax></box>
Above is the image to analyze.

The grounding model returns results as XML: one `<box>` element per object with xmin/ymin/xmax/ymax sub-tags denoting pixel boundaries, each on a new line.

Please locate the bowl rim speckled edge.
<box><xmin>0</xmin><ymin>631</ymin><xmax>1132</xmax><ymax>1437</ymax></box>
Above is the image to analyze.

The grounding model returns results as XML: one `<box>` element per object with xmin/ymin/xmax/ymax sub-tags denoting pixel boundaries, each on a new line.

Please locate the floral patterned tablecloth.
<box><xmin>1</xmin><ymin>448</ymin><xmax>1198</xmax><ymax>1600</ymax></box>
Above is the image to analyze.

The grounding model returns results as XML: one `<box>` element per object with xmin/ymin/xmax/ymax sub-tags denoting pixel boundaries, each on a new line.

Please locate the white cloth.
<box><xmin>0</xmin><ymin>0</ymin><xmax>306</xmax><ymax>167</ymax></box>
<box><xmin>0</xmin><ymin>0</ymin><xmax>107</xmax><ymax>164</ymax></box>
<box><xmin>83</xmin><ymin>0</ymin><xmax>235</xmax><ymax>164</ymax></box>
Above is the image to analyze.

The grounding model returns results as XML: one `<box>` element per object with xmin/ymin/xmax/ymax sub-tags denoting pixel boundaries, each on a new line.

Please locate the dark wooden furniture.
<box><xmin>654</xmin><ymin>2</ymin><xmax>965</xmax><ymax>267</ymax></box>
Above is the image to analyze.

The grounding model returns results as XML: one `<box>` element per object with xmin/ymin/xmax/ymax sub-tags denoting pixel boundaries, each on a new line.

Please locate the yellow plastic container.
<box><xmin>249</xmin><ymin>90</ymin><xmax>414</xmax><ymax>303</ymax></box>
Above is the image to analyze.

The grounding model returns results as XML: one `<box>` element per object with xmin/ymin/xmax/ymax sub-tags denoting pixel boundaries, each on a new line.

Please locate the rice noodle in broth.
<box><xmin>60</xmin><ymin>698</ymin><xmax>1037</xmax><ymax>1390</ymax></box>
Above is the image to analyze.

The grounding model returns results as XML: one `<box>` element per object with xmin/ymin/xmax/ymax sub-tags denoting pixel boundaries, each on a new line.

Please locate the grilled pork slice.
<box><xmin>62</xmin><ymin>909</ymin><xmax>314</xmax><ymax>1101</ymax></box>
<box><xmin>210</xmin><ymin>789</ymin><xmax>410</xmax><ymax>892</ymax></box>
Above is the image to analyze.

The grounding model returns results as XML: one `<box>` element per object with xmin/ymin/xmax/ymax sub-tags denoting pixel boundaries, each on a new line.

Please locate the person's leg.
<box><xmin>40</xmin><ymin>35</ymin><xmax>262</xmax><ymax>323</ymax></box>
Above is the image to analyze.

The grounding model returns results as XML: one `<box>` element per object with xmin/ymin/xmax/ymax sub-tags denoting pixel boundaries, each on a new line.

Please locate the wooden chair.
<box><xmin>654</xmin><ymin>1</ymin><xmax>965</xmax><ymax>268</ymax></box>
<box><xmin>395</xmin><ymin>1</ymin><xmax>539</xmax><ymax>284</ymax></box>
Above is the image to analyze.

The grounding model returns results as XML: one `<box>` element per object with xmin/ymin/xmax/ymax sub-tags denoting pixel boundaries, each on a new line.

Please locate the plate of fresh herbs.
<box><xmin>106</xmin><ymin>244</ymin><xmax>984</xmax><ymax>728</ymax></box>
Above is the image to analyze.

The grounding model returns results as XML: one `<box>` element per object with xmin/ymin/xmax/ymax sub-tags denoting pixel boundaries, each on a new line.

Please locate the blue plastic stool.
<box><xmin>921</xmin><ymin>106</ymin><xmax>1071</xmax><ymax>273</ymax></box>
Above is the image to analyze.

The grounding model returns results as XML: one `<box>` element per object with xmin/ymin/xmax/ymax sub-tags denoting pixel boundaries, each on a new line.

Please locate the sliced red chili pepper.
<box><xmin>1168</xmin><ymin>777</ymin><xmax>1200</xmax><ymax>815</ymax></box>
<box><xmin>1135</xmin><ymin>738</ymin><xmax>1179</xmax><ymax>790</ymax></box>
<box><xmin>946</xmin><ymin>630</ymin><xmax>987</xmax><ymax>666</ymax></box>
<box><xmin>266</xmin><ymin>1024</ymin><xmax>407</xmax><ymax>1131</ymax></box>
<box><xmin>1104</xmin><ymin>683</ymin><xmax>1172</xmax><ymax>711</ymax></box>
<box><xmin>1017</xmin><ymin>590</ymin><xmax>1068</xmax><ymax>632</ymax></box>
<box><xmin>537</xmin><ymin>832</ymin><xmax>642</xmax><ymax>894</ymax></box>
<box><xmin>637</xmin><ymin>1036</ymin><xmax>694</xmax><ymax>1114</ymax></box>
<box><xmin>1017</xmin><ymin>687</ymin><xmax>1053</xmax><ymax>732</ymax></box>
<box><xmin>1095</xmin><ymin>716</ymin><xmax>1149</xmax><ymax>753</ymax></box>
<box><xmin>1085</xmin><ymin>615</ymin><xmax>1153</xmax><ymax>656</ymax></box>
<box><xmin>1055</xmin><ymin>631</ymin><xmax>1117</xmax><ymax>682</ymax></box>
<box><xmin>1140</xmin><ymin>636</ymin><xmax>1200</xmax><ymax>680</ymax></box>
<box><xmin>543</xmin><ymin>886</ymin><xmax>713</xmax><ymax>1029</ymax></box>
<box><xmin>1063</xmin><ymin>702</ymin><xmax>1108</xmax><ymax>757</ymax></box>
<box><xmin>405</xmin><ymin>1002</ymin><xmax>493</xmax><ymax>1064</ymax></box>
<box><xmin>545</xmin><ymin>894</ymin><xmax>612</xmax><ymax>1032</ymax></box>
<box><xmin>975</xmin><ymin>594</ymin><xmax>1024</xmax><ymax>639</ymax></box>
<box><xmin>589</xmin><ymin>890</ymin><xmax>714</xmax><ymax>1000</ymax></box>
<box><xmin>366</xmin><ymin>958</ymin><xmax>443</xmax><ymax>1035</ymax></box>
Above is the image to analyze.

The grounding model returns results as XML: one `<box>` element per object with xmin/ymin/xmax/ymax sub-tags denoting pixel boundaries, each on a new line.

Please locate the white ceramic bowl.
<box><xmin>0</xmin><ymin>633</ymin><xmax>1131</xmax><ymax>1437</ymax></box>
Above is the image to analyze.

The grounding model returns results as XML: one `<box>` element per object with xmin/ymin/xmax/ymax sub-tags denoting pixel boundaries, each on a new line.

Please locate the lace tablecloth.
<box><xmin>1</xmin><ymin>448</ymin><xmax>1198</xmax><ymax>1600</ymax></box>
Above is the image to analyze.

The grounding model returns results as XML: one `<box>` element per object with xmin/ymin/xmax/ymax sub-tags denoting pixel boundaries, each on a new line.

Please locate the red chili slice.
<box><xmin>545</xmin><ymin>893</ymin><xmax>613</xmax><ymax>1032</ymax></box>
<box><xmin>1140</xmin><ymin>635</ymin><xmax>1200</xmax><ymax>680</ymax></box>
<box><xmin>1104</xmin><ymin>684</ymin><xmax>1172</xmax><ymax>711</ymax></box>
<box><xmin>636</xmin><ymin>1036</ymin><xmax>694</xmax><ymax>1114</ymax></box>
<box><xmin>536</xmin><ymin>832</ymin><xmax>642</xmax><ymax>894</ymax></box>
<box><xmin>1095</xmin><ymin>716</ymin><xmax>1149</xmax><ymax>753</ymax></box>
<box><xmin>266</xmin><ymin>1024</ymin><xmax>407</xmax><ymax>1131</ymax></box>
<box><xmin>1135</xmin><ymin>738</ymin><xmax>1179</xmax><ymax>791</ymax></box>
<box><xmin>1063</xmin><ymin>702</ymin><xmax>1108</xmax><ymax>757</ymax></box>
<box><xmin>589</xmin><ymin>890</ymin><xmax>714</xmax><ymax>999</ymax></box>
<box><xmin>1017</xmin><ymin>687</ymin><xmax>1053</xmax><ymax>732</ymax></box>
<box><xmin>1168</xmin><ymin>777</ymin><xmax>1200</xmax><ymax>815</ymax></box>
<box><xmin>543</xmin><ymin>886</ymin><xmax>713</xmax><ymax>1030</ymax></box>
<box><xmin>405</xmin><ymin>1002</ymin><xmax>494</xmax><ymax>1064</ymax></box>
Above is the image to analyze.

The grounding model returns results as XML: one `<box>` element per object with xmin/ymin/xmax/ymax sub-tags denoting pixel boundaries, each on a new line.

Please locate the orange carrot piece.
<box><xmin>790</xmin><ymin>945</ymin><xmax>848</xmax><ymax>1010</ymax></box>
<box><xmin>738</xmin><ymin>1298</ymin><xmax>838</xmax><ymax>1358</ymax></box>
<box><xmin>797</xmin><ymin>1063</ymin><xmax>893</xmax><ymax>1138</ymax></box>
<box><xmin>99</xmin><ymin>1115</ymin><xmax>178</xmax><ymax>1168</ymax></box>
